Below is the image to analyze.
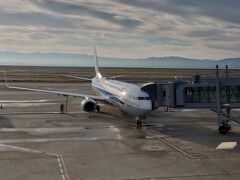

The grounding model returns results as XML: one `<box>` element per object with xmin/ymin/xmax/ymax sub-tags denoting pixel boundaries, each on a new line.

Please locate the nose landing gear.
<box><xmin>136</xmin><ymin>119</ymin><xmax>142</xmax><ymax>128</ymax></box>
<box><xmin>136</xmin><ymin>116</ymin><xmax>146</xmax><ymax>128</ymax></box>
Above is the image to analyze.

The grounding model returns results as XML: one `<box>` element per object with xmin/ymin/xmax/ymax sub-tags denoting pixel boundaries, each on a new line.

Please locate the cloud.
<box><xmin>33</xmin><ymin>0</ymin><xmax>142</xmax><ymax>29</ymax></box>
<box><xmin>0</xmin><ymin>10</ymin><xmax>75</xmax><ymax>28</ymax></box>
<box><xmin>207</xmin><ymin>44</ymin><xmax>240</xmax><ymax>52</ymax></box>
<box><xmin>0</xmin><ymin>0</ymin><xmax>239</xmax><ymax>59</ymax></box>
<box><xmin>185</xmin><ymin>29</ymin><xmax>224</xmax><ymax>38</ymax></box>
<box><xmin>117</xmin><ymin>0</ymin><xmax>240</xmax><ymax>25</ymax></box>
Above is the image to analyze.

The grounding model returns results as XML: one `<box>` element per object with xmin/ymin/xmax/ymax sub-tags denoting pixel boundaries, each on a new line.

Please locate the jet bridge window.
<box><xmin>185</xmin><ymin>86</ymin><xmax>216</xmax><ymax>103</ymax></box>
<box><xmin>221</xmin><ymin>85</ymin><xmax>240</xmax><ymax>103</ymax></box>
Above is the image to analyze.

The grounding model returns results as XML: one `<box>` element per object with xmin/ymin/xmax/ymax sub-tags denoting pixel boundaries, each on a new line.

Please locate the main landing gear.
<box><xmin>218</xmin><ymin>114</ymin><xmax>231</xmax><ymax>135</ymax></box>
<box><xmin>218</xmin><ymin>123</ymin><xmax>231</xmax><ymax>135</ymax></box>
<box><xmin>96</xmin><ymin>105</ymin><xmax>100</xmax><ymax>113</ymax></box>
<box><xmin>217</xmin><ymin>109</ymin><xmax>231</xmax><ymax>135</ymax></box>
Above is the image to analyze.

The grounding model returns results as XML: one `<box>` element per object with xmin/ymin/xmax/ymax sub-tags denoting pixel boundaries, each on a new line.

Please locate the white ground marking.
<box><xmin>0</xmin><ymin>111</ymin><xmax>83</xmax><ymax>115</ymax></box>
<box><xmin>0</xmin><ymin>144</ymin><xmax>68</xmax><ymax>180</ymax></box>
<box><xmin>0</xmin><ymin>126</ymin><xmax>122</xmax><ymax>140</ymax></box>
<box><xmin>142</xmin><ymin>145</ymin><xmax>165</xmax><ymax>151</ymax></box>
<box><xmin>0</xmin><ymin>126</ymin><xmax>114</xmax><ymax>133</ymax></box>
<box><xmin>0</xmin><ymin>137</ymin><xmax>99</xmax><ymax>144</ymax></box>
<box><xmin>57</xmin><ymin>157</ymin><xmax>66</xmax><ymax>180</ymax></box>
<box><xmin>2</xmin><ymin>102</ymin><xmax>58</xmax><ymax>107</ymax></box>
<box><xmin>181</xmin><ymin>109</ymin><xmax>198</xmax><ymax>112</ymax></box>
<box><xmin>58</xmin><ymin>154</ymin><xmax>71</xmax><ymax>180</ymax></box>
<box><xmin>0</xmin><ymin>100</ymin><xmax>56</xmax><ymax>103</ymax></box>
<box><xmin>0</xmin><ymin>143</ymin><xmax>56</xmax><ymax>156</ymax></box>
<box><xmin>216</xmin><ymin>142</ymin><xmax>237</xmax><ymax>150</ymax></box>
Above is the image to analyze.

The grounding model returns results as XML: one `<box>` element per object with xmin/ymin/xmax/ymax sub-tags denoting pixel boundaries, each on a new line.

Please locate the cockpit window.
<box><xmin>126</xmin><ymin>95</ymin><xmax>150</xmax><ymax>101</ymax></box>
<box><xmin>138</xmin><ymin>97</ymin><xmax>151</xmax><ymax>100</ymax></box>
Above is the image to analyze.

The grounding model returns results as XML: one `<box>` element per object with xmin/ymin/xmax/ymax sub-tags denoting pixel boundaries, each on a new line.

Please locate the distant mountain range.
<box><xmin>0</xmin><ymin>51</ymin><xmax>239</xmax><ymax>69</ymax></box>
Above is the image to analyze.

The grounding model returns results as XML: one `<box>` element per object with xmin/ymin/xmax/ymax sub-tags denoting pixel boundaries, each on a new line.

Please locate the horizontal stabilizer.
<box><xmin>61</xmin><ymin>74</ymin><xmax>92</xmax><ymax>81</ymax></box>
<box><xmin>107</xmin><ymin>75</ymin><xmax>125</xmax><ymax>80</ymax></box>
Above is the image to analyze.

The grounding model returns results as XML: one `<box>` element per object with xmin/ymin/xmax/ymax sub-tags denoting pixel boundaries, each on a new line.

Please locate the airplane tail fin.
<box><xmin>94</xmin><ymin>47</ymin><xmax>102</xmax><ymax>78</ymax></box>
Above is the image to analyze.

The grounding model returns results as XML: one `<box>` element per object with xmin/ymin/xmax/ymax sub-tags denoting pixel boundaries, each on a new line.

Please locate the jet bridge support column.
<box><xmin>216</xmin><ymin>65</ymin><xmax>231</xmax><ymax>134</ymax></box>
<box><xmin>64</xmin><ymin>95</ymin><xmax>68</xmax><ymax>113</ymax></box>
<box><xmin>216</xmin><ymin>65</ymin><xmax>221</xmax><ymax>125</ymax></box>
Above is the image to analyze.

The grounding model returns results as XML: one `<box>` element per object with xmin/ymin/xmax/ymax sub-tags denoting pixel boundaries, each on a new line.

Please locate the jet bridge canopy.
<box><xmin>141</xmin><ymin>83</ymin><xmax>159</xmax><ymax>110</ymax></box>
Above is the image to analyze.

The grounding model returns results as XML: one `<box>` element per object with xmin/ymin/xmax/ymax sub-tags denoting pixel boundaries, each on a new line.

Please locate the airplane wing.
<box><xmin>3</xmin><ymin>74</ymin><xmax>106</xmax><ymax>101</ymax></box>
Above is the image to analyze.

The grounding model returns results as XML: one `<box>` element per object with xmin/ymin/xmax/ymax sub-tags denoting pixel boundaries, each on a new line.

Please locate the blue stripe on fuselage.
<box><xmin>93</xmin><ymin>85</ymin><xmax>125</xmax><ymax>105</ymax></box>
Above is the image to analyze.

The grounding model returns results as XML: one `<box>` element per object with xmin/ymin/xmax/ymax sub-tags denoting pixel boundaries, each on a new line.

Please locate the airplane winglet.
<box><xmin>94</xmin><ymin>47</ymin><xmax>102</xmax><ymax>79</ymax></box>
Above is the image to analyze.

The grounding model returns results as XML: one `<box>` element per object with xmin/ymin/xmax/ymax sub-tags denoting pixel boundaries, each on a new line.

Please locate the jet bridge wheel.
<box><xmin>218</xmin><ymin>124</ymin><xmax>231</xmax><ymax>135</ymax></box>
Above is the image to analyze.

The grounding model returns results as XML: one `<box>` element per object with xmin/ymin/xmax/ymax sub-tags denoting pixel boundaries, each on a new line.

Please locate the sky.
<box><xmin>0</xmin><ymin>0</ymin><xmax>240</xmax><ymax>59</ymax></box>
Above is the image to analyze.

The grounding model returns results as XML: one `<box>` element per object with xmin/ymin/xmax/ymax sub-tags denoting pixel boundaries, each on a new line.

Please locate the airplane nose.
<box><xmin>141</xmin><ymin>101</ymin><xmax>152</xmax><ymax>111</ymax></box>
<box><xmin>147</xmin><ymin>102</ymin><xmax>152</xmax><ymax>110</ymax></box>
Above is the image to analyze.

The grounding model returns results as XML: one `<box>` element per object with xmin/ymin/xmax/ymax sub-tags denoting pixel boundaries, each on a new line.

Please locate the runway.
<box><xmin>0</xmin><ymin>83</ymin><xmax>240</xmax><ymax>180</ymax></box>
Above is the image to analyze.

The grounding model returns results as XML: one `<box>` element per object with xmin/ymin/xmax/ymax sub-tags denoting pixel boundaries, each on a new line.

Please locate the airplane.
<box><xmin>4</xmin><ymin>48</ymin><xmax>152</xmax><ymax>127</ymax></box>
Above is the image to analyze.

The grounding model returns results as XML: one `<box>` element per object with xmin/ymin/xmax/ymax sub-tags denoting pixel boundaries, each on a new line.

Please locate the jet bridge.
<box><xmin>141</xmin><ymin>65</ymin><xmax>240</xmax><ymax>134</ymax></box>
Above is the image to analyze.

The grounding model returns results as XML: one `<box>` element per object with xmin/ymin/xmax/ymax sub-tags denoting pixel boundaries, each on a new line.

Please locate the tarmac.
<box><xmin>0</xmin><ymin>82</ymin><xmax>240</xmax><ymax>180</ymax></box>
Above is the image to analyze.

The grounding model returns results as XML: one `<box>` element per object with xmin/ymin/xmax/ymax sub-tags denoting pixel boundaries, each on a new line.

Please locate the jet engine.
<box><xmin>81</xmin><ymin>98</ymin><xmax>98</xmax><ymax>112</ymax></box>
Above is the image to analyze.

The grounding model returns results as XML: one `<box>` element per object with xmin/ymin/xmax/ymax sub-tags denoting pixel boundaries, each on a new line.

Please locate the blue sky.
<box><xmin>0</xmin><ymin>0</ymin><xmax>240</xmax><ymax>59</ymax></box>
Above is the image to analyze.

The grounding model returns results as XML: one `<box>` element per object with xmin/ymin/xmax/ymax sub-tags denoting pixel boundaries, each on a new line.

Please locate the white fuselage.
<box><xmin>91</xmin><ymin>77</ymin><xmax>152</xmax><ymax>116</ymax></box>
